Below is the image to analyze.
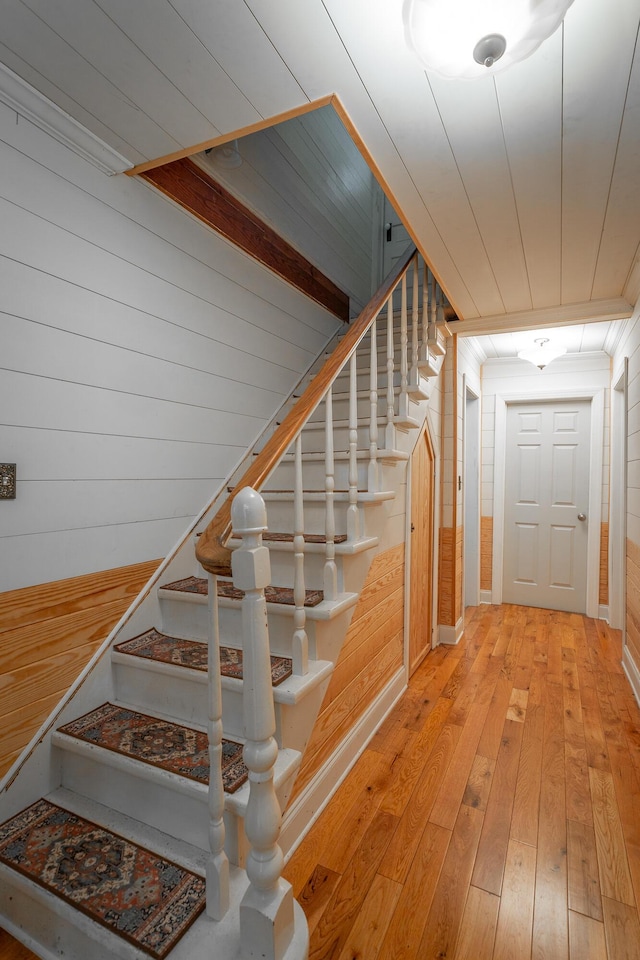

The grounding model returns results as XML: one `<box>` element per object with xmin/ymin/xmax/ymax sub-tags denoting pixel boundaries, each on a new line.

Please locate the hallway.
<box><xmin>282</xmin><ymin>604</ymin><xmax>640</xmax><ymax>959</ymax></box>
<box><xmin>2</xmin><ymin>604</ymin><xmax>639</xmax><ymax>959</ymax></box>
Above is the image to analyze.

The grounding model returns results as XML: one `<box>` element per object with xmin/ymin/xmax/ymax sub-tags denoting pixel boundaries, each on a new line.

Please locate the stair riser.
<box><xmin>264</xmin><ymin>460</ymin><xmax>369</xmax><ymax>495</ymax></box>
<box><xmin>261</xmin><ymin>549</ymin><xmax>345</xmax><ymax>592</ymax></box>
<box><xmin>253</xmin><ymin>497</ymin><xmax>392</xmax><ymax>543</ymax></box>
<box><xmin>57</xmin><ymin>747</ymin><xmax>211</xmax><ymax>851</ymax></box>
<box><xmin>294</xmin><ymin>422</ymin><xmax>387</xmax><ymax>455</ymax></box>
<box><xmin>158</xmin><ymin>594</ymin><xmax>348</xmax><ymax>663</ymax></box>
<box><xmin>305</xmin><ymin>392</ymin><xmax>420</xmax><ymax>424</ymax></box>
<box><xmin>0</xmin><ymin>867</ymin><xmax>145</xmax><ymax>960</ymax></box>
<box><xmin>159</xmin><ymin>593</ymin><xmax>318</xmax><ymax>656</ymax></box>
<box><xmin>113</xmin><ymin>660</ymin><xmax>312</xmax><ymax>751</ymax></box>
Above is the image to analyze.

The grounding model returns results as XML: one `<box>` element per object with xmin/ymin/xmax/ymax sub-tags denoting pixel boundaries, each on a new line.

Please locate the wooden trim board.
<box><xmin>140</xmin><ymin>157</ymin><xmax>349</xmax><ymax>321</ymax></box>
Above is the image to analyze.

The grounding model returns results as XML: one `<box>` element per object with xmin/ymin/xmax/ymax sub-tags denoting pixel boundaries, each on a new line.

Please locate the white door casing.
<box><xmin>492</xmin><ymin>389</ymin><xmax>604</xmax><ymax>618</ymax></box>
<box><xmin>502</xmin><ymin>399</ymin><xmax>590</xmax><ymax>612</ymax></box>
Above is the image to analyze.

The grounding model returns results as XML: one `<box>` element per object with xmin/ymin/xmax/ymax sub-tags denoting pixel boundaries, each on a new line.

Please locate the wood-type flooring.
<box><xmin>283</xmin><ymin>604</ymin><xmax>640</xmax><ymax>959</ymax></box>
<box><xmin>1</xmin><ymin>604</ymin><xmax>640</xmax><ymax>959</ymax></box>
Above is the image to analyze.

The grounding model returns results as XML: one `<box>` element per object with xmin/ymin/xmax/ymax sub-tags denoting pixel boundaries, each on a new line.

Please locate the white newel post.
<box><xmin>206</xmin><ymin>572</ymin><xmax>230</xmax><ymax>920</ymax></box>
<box><xmin>231</xmin><ymin>488</ymin><xmax>296</xmax><ymax>960</ymax></box>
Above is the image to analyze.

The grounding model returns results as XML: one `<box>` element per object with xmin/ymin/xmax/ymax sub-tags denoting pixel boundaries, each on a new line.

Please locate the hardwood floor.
<box><xmin>283</xmin><ymin>604</ymin><xmax>640</xmax><ymax>960</ymax></box>
<box><xmin>1</xmin><ymin>604</ymin><xmax>640</xmax><ymax>959</ymax></box>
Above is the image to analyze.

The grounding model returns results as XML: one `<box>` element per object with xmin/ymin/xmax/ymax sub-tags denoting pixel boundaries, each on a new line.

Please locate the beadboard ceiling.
<box><xmin>1</xmin><ymin>0</ymin><xmax>639</xmax><ymax>335</ymax></box>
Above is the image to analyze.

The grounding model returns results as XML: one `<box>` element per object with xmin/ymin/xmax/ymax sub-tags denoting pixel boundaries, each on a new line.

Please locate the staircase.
<box><xmin>0</xmin><ymin>248</ymin><xmax>447</xmax><ymax>960</ymax></box>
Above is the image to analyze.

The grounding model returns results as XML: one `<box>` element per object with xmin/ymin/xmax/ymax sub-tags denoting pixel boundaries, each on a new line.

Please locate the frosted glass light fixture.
<box><xmin>517</xmin><ymin>338</ymin><xmax>566</xmax><ymax>370</ymax></box>
<box><xmin>403</xmin><ymin>0</ymin><xmax>574</xmax><ymax>79</ymax></box>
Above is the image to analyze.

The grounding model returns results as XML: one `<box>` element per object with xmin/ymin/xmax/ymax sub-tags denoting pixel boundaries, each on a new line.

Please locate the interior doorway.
<box><xmin>464</xmin><ymin>383</ymin><xmax>481</xmax><ymax>607</ymax></box>
<box><xmin>502</xmin><ymin>398</ymin><xmax>591</xmax><ymax>613</ymax></box>
<box><xmin>409</xmin><ymin>425</ymin><xmax>435</xmax><ymax>674</ymax></box>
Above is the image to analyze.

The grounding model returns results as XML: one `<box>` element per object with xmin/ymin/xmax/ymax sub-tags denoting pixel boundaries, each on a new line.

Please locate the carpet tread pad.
<box><xmin>0</xmin><ymin>799</ymin><xmax>205</xmax><ymax>958</ymax></box>
<box><xmin>58</xmin><ymin>703</ymin><xmax>247</xmax><ymax>793</ymax></box>
<box><xmin>115</xmin><ymin>629</ymin><xmax>293</xmax><ymax>685</ymax></box>
<box><xmin>161</xmin><ymin>575</ymin><xmax>323</xmax><ymax>606</ymax></box>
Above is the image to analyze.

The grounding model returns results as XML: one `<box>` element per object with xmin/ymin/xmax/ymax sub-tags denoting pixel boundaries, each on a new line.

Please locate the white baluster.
<box><xmin>385</xmin><ymin>295</ymin><xmax>395</xmax><ymax>450</ymax></box>
<box><xmin>398</xmin><ymin>272</ymin><xmax>409</xmax><ymax>423</ymax></box>
<box><xmin>347</xmin><ymin>352</ymin><xmax>360</xmax><ymax>541</ymax></box>
<box><xmin>409</xmin><ymin>256</ymin><xmax>420</xmax><ymax>393</ymax></box>
<box><xmin>231</xmin><ymin>488</ymin><xmax>296</xmax><ymax>960</ymax></box>
<box><xmin>206</xmin><ymin>572</ymin><xmax>229</xmax><ymax>920</ymax></box>
<box><xmin>368</xmin><ymin>317</ymin><xmax>379</xmax><ymax>492</ymax></box>
<box><xmin>324</xmin><ymin>387</ymin><xmax>338</xmax><ymax>602</ymax></box>
<box><xmin>292</xmin><ymin>434</ymin><xmax>308</xmax><ymax>675</ymax></box>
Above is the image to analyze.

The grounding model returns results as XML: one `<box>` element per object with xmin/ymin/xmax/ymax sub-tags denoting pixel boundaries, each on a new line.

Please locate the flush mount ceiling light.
<box><xmin>517</xmin><ymin>338</ymin><xmax>567</xmax><ymax>370</ymax></box>
<box><xmin>403</xmin><ymin>0</ymin><xmax>574</xmax><ymax>79</ymax></box>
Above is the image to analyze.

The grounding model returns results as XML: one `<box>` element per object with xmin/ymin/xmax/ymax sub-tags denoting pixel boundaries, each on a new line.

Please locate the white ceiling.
<box><xmin>470</xmin><ymin>319</ymin><xmax>624</xmax><ymax>360</ymax></box>
<box><xmin>1</xmin><ymin>0</ymin><xmax>639</xmax><ymax>335</ymax></box>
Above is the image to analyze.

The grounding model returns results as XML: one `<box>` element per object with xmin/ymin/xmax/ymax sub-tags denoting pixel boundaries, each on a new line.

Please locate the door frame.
<box><xmin>492</xmin><ymin>388</ymin><xmax>604</xmax><ymax>618</ymax></box>
<box><xmin>609</xmin><ymin>361</ymin><xmax>628</xmax><ymax>631</ymax></box>
<box><xmin>463</xmin><ymin>378</ymin><xmax>481</xmax><ymax>608</ymax></box>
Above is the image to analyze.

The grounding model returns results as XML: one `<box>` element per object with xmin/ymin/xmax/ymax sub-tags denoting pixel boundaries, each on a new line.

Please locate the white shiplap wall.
<box><xmin>612</xmin><ymin>310</ymin><xmax>640</xmax><ymax>548</ymax></box>
<box><xmin>0</xmin><ymin>102</ymin><xmax>342</xmax><ymax>591</ymax></box>
<box><xmin>196</xmin><ymin>105</ymin><xmax>381</xmax><ymax>316</ymax></box>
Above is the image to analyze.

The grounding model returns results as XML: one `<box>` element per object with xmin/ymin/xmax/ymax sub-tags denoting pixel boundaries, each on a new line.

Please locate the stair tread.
<box><xmin>161</xmin><ymin>575</ymin><xmax>324</xmax><ymax>607</ymax></box>
<box><xmin>57</xmin><ymin>702</ymin><xmax>248</xmax><ymax>794</ymax></box>
<box><xmin>115</xmin><ymin>628</ymin><xmax>293</xmax><ymax>686</ymax></box>
<box><xmin>0</xmin><ymin>796</ymin><xmax>206</xmax><ymax>959</ymax></box>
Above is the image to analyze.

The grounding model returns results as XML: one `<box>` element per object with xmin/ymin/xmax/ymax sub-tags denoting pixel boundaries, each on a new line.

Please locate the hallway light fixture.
<box><xmin>403</xmin><ymin>0</ymin><xmax>574</xmax><ymax>79</ymax></box>
<box><xmin>517</xmin><ymin>337</ymin><xmax>567</xmax><ymax>370</ymax></box>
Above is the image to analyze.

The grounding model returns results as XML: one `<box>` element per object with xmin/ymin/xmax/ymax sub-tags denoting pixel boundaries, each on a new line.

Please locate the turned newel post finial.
<box><xmin>231</xmin><ymin>487</ymin><xmax>297</xmax><ymax>960</ymax></box>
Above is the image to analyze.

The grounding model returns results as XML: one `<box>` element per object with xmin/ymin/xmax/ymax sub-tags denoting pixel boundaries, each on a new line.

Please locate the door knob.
<box><xmin>577</xmin><ymin>513</ymin><xmax>587</xmax><ymax>521</ymax></box>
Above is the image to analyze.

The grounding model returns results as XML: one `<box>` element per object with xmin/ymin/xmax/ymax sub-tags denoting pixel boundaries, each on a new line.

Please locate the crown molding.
<box><xmin>453</xmin><ymin>297</ymin><xmax>633</xmax><ymax>336</ymax></box>
<box><xmin>0</xmin><ymin>61</ymin><xmax>132</xmax><ymax>175</ymax></box>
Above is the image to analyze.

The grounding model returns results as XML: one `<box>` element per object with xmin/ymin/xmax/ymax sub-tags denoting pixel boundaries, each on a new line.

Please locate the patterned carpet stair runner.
<box><xmin>57</xmin><ymin>703</ymin><xmax>248</xmax><ymax>793</ymax></box>
<box><xmin>0</xmin><ymin>799</ymin><xmax>205</xmax><ymax>958</ymax></box>
<box><xmin>161</xmin><ymin>575</ymin><xmax>324</xmax><ymax>606</ymax></box>
<box><xmin>115</xmin><ymin>628</ymin><xmax>293</xmax><ymax>685</ymax></box>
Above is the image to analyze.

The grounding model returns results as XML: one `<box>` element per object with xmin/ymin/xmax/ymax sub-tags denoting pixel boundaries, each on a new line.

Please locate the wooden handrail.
<box><xmin>196</xmin><ymin>245</ymin><xmax>418</xmax><ymax>575</ymax></box>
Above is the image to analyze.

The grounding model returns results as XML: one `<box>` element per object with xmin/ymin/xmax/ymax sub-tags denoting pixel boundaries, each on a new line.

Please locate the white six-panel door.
<box><xmin>502</xmin><ymin>399</ymin><xmax>591</xmax><ymax>612</ymax></box>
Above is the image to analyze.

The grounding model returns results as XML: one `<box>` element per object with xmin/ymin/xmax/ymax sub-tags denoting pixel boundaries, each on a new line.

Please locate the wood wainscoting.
<box><xmin>0</xmin><ymin>560</ymin><xmax>160</xmax><ymax>777</ymax></box>
<box><xmin>481</xmin><ymin>516</ymin><xmax>494</xmax><ymax>594</ymax></box>
<box><xmin>600</xmin><ymin>521</ymin><xmax>609</xmax><ymax>607</ymax></box>
<box><xmin>288</xmin><ymin>544</ymin><xmax>405</xmax><ymax>804</ymax></box>
<box><xmin>438</xmin><ymin>526</ymin><xmax>463</xmax><ymax>627</ymax></box>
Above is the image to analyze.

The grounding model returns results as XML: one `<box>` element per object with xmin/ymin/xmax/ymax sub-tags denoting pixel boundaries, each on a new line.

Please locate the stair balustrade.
<box><xmin>197</xmin><ymin>245</ymin><xmax>451</xmax><ymax>955</ymax></box>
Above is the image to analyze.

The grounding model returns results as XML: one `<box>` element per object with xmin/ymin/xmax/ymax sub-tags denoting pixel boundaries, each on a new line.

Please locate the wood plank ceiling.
<box><xmin>1</xmin><ymin>0</ymin><xmax>639</xmax><ymax>334</ymax></box>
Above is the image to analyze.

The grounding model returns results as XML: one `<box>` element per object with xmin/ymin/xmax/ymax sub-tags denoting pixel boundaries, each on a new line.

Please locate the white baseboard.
<box><xmin>598</xmin><ymin>605</ymin><xmax>609</xmax><ymax>622</ymax></box>
<box><xmin>479</xmin><ymin>590</ymin><xmax>493</xmax><ymax>605</ymax></box>
<box><xmin>280</xmin><ymin>667</ymin><xmax>406</xmax><ymax>861</ymax></box>
<box><xmin>622</xmin><ymin>645</ymin><xmax>640</xmax><ymax>708</ymax></box>
<box><xmin>439</xmin><ymin>617</ymin><xmax>464</xmax><ymax>645</ymax></box>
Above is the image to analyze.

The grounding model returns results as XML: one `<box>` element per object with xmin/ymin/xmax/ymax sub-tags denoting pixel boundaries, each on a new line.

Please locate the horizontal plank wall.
<box><xmin>0</xmin><ymin>98</ymin><xmax>342</xmax><ymax>591</ymax></box>
<box><xmin>288</xmin><ymin>544</ymin><xmax>405</xmax><ymax>804</ymax></box>
<box><xmin>0</xmin><ymin>560</ymin><xmax>159</xmax><ymax>777</ymax></box>
<box><xmin>612</xmin><ymin>310</ymin><xmax>640</xmax><ymax>694</ymax></box>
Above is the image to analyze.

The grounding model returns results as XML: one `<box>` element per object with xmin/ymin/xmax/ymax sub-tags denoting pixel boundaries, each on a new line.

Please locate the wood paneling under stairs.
<box><xmin>283</xmin><ymin>604</ymin><xmax>640</xmax><ymax>960</ymax></box>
